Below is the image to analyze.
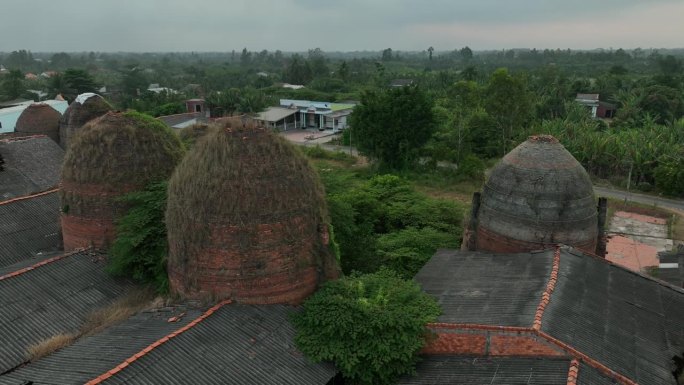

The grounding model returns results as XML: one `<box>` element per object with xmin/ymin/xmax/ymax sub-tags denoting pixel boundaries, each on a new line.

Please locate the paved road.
<box><xmin>594</xmin><ymin>186</ymin><xmax>684</xmax><ymax>212</ymax></box>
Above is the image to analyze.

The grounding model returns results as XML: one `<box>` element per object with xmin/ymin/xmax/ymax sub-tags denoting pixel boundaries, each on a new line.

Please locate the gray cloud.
<box><xmin>0</xmin><ymin>0</ymin><xmax>682</xmax><ymax>52</ymax></box>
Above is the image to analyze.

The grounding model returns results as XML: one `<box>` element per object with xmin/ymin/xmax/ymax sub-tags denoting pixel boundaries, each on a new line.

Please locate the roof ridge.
<box><xmin>0</xmin><ymin>187</ymin><xmax>59</xmax><ymax>206</ymax></box>
<box><xmin>84</xmin><ymin>299</ymin><xmax>233</xmax><ymax>385</ymax></box>
<box><xmin>0</xmin><ymin>248</ymin><xmax>84</xmax><ymax>281</ymax></box>
<box><xmin>533</xmin><ymin>245</ymin><xmax>561</xmax><ymax>331</ymax></box>
<box><xmin>561</xmin><ymin>245</ymin><xmax>684</xmax><ymax>294</ymax></box>
<box><xmin>567</xmin><ymin>359</ymin><xmax>580</xmax><ymax>385</ymax></box>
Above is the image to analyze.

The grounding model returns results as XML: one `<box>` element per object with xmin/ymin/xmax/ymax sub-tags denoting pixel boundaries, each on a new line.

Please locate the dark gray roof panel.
<box><xmin>414</xmin><ymin>249</ymin><xmax>553</xmax><ymax>326</ymax></box>
<box><xmin>397</xmin><ymin>356</ymin><xmax>570</xmax><ymax>385</ymax></box>
<box><xmin>0</xmin><ymin>251</ymin><xmax>131</xmax><ymax>374</ymax></box>
<box><xmin>0</xmin><ymin>307</ymin><xmax>202</xmax><ymax>385</ymax></box>
<box><xmin>0</xmin><ymin>137</ymin><xmax>63</xmax><ymax>201</ymax></box>
<box><xmin>542</xmin><ymin>247</ymin><xmax>684</xmax><ymax>385</ymax></box>
<box><xmin>577</xmin><ymin>362</ymin><xmax>624</xmax><ymax>385</ymax></box>
<box><xmin>0</xmin><ymin>191</ymin><xmax>61</xmax><ymax>268</ymax></box>
<box><xmin>99</xmin><ymin>305</ymin><xmax>335</xmax><ymax>385</ymax></box>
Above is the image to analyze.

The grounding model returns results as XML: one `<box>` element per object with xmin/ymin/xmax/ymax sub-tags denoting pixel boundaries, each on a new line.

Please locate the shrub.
<box><xmin>292</xmin><ymin>269</ymin><xmax>441</xmax><ymax>385</ymax></box>
<box><xmin>108</xmin><ymin>181</ymin><xmax>170</xmax><ymax>292</ymax></box>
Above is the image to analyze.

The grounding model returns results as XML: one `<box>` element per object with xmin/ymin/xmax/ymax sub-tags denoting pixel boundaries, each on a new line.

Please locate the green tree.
<box><xmin>109</xmin><ymin>181</ymin><xmax>171</xmax><ymax>292</ymax></box>
<box><xmin>0</xmin><ymin>69</ymin><xmax>25</xmax><ymax>101</ymax></box>
<box><xmin>485</xmin><ymin>68</ymin><xmax>532</xmax><ymax>155</ymax></box>
<box><xmin>351</xmin><ymin>86</ymin><xmax>436</xmax><ymax>170</ymax></box>
<box><xmin>292</xmin><ymin>269</ymin><xmax>441</xmax><ymax>385</ymax></box>
<box><xmin>61</xmin><ymin>68</ymin><xmax>99</xmax><ymax>101</ymax></box>
<box><xmin>460</xmin><ymin>46</ymin><xmax>473</xmax><ymax>61</ymax></box>
<box><xmin>381</xmin><ymin>48</ymin><xmax>393</xmax><ymax>61</ymax></box>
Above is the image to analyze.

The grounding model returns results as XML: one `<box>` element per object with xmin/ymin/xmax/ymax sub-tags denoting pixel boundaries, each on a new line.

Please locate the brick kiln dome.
<box><xmin>59</xmin><ymin>93</ymin><xmax>112</xmax><ymax>149</ymax></box>
<box><xmin>15</xmin><ymin>103</ymin><xmax>61</xmax><ymax>143</ymax></box>
<box><xmin>475</xmin><ymin>135</ymin><xmax>598</xmax><ymax>253</ymax></box>
<box><xmin>60</xmin><ymin>111</ymin><xmax>184</xmax><ymax>251</ymax></box>
<box><xmin>166</xmin><ymin>119</ymin><xmax>339</xmax><ymax>304</ymax></box>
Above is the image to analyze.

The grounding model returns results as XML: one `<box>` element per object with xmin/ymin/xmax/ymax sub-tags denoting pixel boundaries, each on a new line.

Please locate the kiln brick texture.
<box><xmin>166</xmin><ymin>122</ymin><xmax>339</xmax><ymax>304</ymax></box>
<box><xmin>468</xmin><ymin>135</ymin><xmax>599</xmax><ymax>254</ymax></box>
<box><xmin>60</xmin><ymin>111</ymin><xmax>184</xmax><ymax>251</ymax></box>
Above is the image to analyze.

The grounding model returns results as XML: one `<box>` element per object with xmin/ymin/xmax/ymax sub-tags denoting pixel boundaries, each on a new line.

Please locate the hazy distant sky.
<box><xmin>2</xmin><ymin>0</ymin><xmax>683</xmax><ymax>52</ymax></box>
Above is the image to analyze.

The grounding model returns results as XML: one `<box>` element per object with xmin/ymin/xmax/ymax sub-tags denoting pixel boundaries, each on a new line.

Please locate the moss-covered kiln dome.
<box><xmin>60</xmin><ymin>111</ymin><xmax>184</xmax><ymax>251</ymax></box>
<box><xmin>59</xmin><ymin>93</ymin><xmax>112</xmax><ymax>149</ymax></box>
<box><xmin>15</xmin><ymin>103</ymin><xmax>61</xmax><ymax>143</ymax></box>
<box><xmin>474</xmin><ymin>135</ymin><xmax>598</xmax><ymax>253</ymax></box>
<box><xmin>166</xmin><ymin>119</ymin><xmax>339</xmax><ymax>304</ymax></box>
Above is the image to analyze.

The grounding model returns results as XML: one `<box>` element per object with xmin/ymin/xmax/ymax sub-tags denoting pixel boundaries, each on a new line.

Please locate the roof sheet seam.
<box><xmin>0</xmin><ymin>187</ymin><xmax>59</xmax><ymax>206</ymax></box>
<box><xmin>0</xmin><ymin>248</ymin><xmax>84</xmax><ymax>281</ymax></box>
<box><xmin>533</xmin><ymin>245</ymin><xmax>561</xmax><ymax>331</ymax></box>
<box><xmin>84</xmin><ymin>299</ymin><xmax>233</xmax><ymax>385</ymax></box>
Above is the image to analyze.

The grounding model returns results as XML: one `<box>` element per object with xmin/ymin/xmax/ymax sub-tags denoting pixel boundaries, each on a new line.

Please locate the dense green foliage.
<box><xmin>292</xmin><ymin>269</ymin><xmax>441</xmax><ymax>385</ymax></box>
<box><xmin>319</xmin><ymin>171</ymin><xmax>463</xmax><ymax>278</ymax></box>
<box><xmin>2</xmin><ymin>47</ymin><xmax>683</xmax><ymax>194</ymax></box>
<box><xmin>351</xmin><ymin>86</ymin><xmax>436</xmax><ymax>170</ymax></box>
<box><xmin>108</xmin><ymin>182</ymin><xmax>170</xmax><ymax>293</ymax></box>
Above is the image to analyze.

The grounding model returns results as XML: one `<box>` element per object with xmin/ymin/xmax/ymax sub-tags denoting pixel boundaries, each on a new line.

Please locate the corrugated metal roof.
<box><xmin>97</xmin><ymin>304</ymin><xmax>335</xmax><ymax>385</ymax></box>
<box><xmin>397</xmin><ymin>356</ymin><xmax>571</xmax><ymax>384</ymax></box>
<box><xmin>415</xmin><ymin>249</ymin><xmax>553</xmax><ymax>326</ymax></box>
<box><xmin>0</xmin><ymin>136</ymin><xmax>64</xmax><ymax>201</ymax></box>
<box><xmin>0</xmin><ymin>306</ymin><xmax>202</xmax><ymax>385</ymax></box>
<box><xmin>415</xmin><ymin>247</ymin><xmax>684</xmax><ymax>385</ymax></box>
<box><xmin>0</xmin><ymin>250</ymin><xmax>132</xmax><ymax>374</ymax></box>
<box><xmin>255</xmin><ymin>107</ymin><xmax>298</xmax><ymax>123</ymax></box>
<box><xmin>543</xmin><ymin>247</ymin><xmax>684</xmax><ymax>385</ymax></box>
<box><xmin>1</xmin><ymin>304</ymin><xmax>336</xmax><ymax>384</ymax></box>
<box><xmin>0</xmin><ymin>190</ymin><xmax>61</xmax><ymax>269</ymax></box>
<box><xmin>577</xmin><ymin>362</ymin><xmax>621</xmax><ymax>385</ymax></box>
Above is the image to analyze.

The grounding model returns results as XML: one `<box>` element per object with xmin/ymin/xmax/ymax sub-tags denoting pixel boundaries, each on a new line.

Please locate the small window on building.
<box><xmin>195</xmin><ymin>105</ymin><xmax>202</xmax><ymax>112</ymax></box>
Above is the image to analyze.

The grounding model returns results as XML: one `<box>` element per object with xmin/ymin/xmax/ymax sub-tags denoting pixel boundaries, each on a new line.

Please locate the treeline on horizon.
<box><xmin>1</xmin><ymin>46</ymin><xmax>683</xmax><ymax>196</ymax></box>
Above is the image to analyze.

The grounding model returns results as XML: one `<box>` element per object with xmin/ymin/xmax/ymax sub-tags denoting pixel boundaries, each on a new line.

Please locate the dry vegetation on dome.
<box><xmin>61</xmin><ymin>110</ymin><xmax>185</xmax><ymax>187</ymax></box>
<box><xmin>59</xmin><ymin>94</ymin><xmax>113</xmax><ymax>148</ymax></box>
<box><xmin>178</xmin><ymin>123</ymin><xmax>215</xmax><ymax>147</ymax></box>
<box><xmin>166</xmin><ymin>117</ymin><xmax>337</xmax><ymax>298</ymax></box>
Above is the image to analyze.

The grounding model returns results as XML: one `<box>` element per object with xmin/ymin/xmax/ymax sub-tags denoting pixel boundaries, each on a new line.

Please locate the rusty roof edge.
<box><xmin>84</xmin><ymin>299</ymin><xmax>233</xmax><ymax>385</ymax></box>
<box><xmin>0</xmin><ymin>187</ymin><xmax>60</xmax><ymax>206</ymax></box>
<box><xmin>533</xmin><ymin>245</ymin><xmax>561</xmax><ymax>331</ymax></box>
<box><xmin>0</xmin><ymin>248</ymin><xmax>85</xmax><ymax>282</ymax></box>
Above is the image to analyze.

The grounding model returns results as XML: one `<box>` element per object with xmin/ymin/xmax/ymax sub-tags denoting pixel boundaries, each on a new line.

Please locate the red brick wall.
<box><xmin>423</xmin><ymin>327</ymin><xmax>565</xmax><ymax>357</ymax></box>
<box><xmin>489</xmin><ymin>334</ymin><xmax>565</xmax><ymax>357</ymax></box>
<box><xmin>61</xmin><ymin>214</ymin><xmax>116</xmax><ymax>251</ymax></box>
<box><xmin>422</xmin><ymin>332</ymin><xmax>487</xmax><ymax>355</ymax></box>
<box><xmin>476</xmin><ymin>225</ymin><xmax>596</xmax><ymax>254</ymax></box>
<box><xmin>60</xmin><ymin>181</ymin><xmax>136</xmax><ymax>251</ymax></box>
<box><xmin>168</xmin><ymin>214</ymin><xmax>335</xmax><ymax>305</ymax></box>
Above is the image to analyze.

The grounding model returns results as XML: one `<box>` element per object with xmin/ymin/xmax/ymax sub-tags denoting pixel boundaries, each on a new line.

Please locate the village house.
<box><xmin>575</xmin><ymin>93</ymin><xmax>617</xmax><ymax>119</ymax></box>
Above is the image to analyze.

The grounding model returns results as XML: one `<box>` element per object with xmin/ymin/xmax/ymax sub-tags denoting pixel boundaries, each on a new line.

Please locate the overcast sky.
<box><xmin>2</xmin><ymin>0</ymin><xmax>683</xmax><ymax>52</ymax></box>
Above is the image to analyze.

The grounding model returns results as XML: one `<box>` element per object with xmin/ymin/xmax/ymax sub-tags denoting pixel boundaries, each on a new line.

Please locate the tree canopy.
<box><xmin>350</xmin><ymin>86</ymin><xmax>436</xmax><ymax>170</ymax></box>
<box><xmin>292</xmin><ymin>269</ymin><xmax>441</xmax><ymax>385</ymax></box>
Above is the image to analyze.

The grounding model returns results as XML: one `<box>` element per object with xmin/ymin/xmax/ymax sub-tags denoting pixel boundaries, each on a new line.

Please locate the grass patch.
<box><xmin>299</xmin><ymin>145</ymin><xmax>358</xmax><ymax>165</ymax></box>
<box><xmin>25</xmin><ymin>287</ymin><xmax>156</xmax><ymax>361</ymax></box>
<box><xmin>26</xmin><ymin>333</ymin><xmax>79</xmax><ymax>362</ymax></box>
<box><xmin>80</xmin><ymin>288</ymin><xmax>156</xmax><ymax>337</ymax></box>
